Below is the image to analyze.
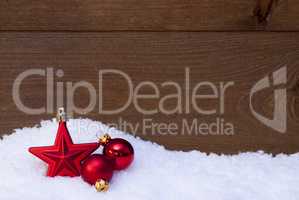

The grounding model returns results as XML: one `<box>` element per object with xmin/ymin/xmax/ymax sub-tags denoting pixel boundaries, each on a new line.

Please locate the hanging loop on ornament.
<box><xmin>56</xmin><ymin>107</ymin><xmax>67</xmax><ymax>122</ymax></box>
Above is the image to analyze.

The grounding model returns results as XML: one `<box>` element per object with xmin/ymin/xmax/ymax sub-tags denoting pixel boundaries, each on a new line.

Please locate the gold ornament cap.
<box><xmin>56</xmin><ymin>107</ymin><xmax>67</xmax><ymax>122</ymax></box>
<box><xmin>95</xmin><ymin>179</ymin><xmax>109</xmax><ymax>192</ymax></box>
<box><xmin>99</xmin><ymin>134</ymin><xmax>111</xmax><ymax>146</ymax></box>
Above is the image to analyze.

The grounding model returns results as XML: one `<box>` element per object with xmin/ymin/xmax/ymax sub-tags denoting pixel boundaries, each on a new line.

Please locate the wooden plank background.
<box><xmin>0</xmin><ymin>0</ymin><xmax>297</xmax><ymax>31</ymax></box>
<box><xmin>0</xmin><ymin>0</ymin><xmax>298</xmax><ymax>154</ymax></box>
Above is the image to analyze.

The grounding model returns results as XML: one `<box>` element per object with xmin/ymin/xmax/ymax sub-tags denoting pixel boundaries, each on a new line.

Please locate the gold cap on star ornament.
<box><xmin>56</xmin><ymin>107</ymin><xmax>67</xmax><ymax>122</ymax></box>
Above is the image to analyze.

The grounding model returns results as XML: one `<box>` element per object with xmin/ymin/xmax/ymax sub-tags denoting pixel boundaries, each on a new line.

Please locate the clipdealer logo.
<box><xmin>249</xmin><ymin>66</ymin><xmax>287</xmax><ymax>133</ymax></box>
<box><xmin>12</xmin><ymin>66</ymin><xmax>287</xmax><ymax>135</ymax></box>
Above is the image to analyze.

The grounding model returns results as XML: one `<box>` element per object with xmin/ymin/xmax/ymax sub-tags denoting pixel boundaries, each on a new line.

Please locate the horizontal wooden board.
<box><xmin>0</xmin><ymin>0</ymin><xmax>298</xmax><ymax>31</ymax></box>
<box><xmin>0</xmin><ymin>32</ymin><xmax>299</xmax><ymax>154</ymax></box>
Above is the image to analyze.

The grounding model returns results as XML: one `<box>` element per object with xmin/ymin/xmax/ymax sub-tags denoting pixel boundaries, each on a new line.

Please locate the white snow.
<box><xmin>0</xmin><ymin>118</ymin><xmax>298</xmax><ymax>200</ymax></box>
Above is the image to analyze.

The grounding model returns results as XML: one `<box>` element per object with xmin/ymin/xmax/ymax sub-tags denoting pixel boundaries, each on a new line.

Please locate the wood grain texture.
<box><xmin>254</xmin><ymin>0</ymin><xmax>277</xmax><ymax>23</ymax></box>
<box><xmin>0</xmin><ymin>32</ymin><xmax>298</xmax><ymax>154</ymax></box>
<box><xmin>0</xmin><ymin>0</ymin><xmax>297</xmax><ymax>31</ymax></box>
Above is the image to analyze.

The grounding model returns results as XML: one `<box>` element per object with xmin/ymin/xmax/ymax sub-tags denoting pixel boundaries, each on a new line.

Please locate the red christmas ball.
<box><xmin>81</xmin><ymin>154</ymin><xmax>114</xmax><ymax>191</ymax></box>
<box><xmin>103</xmin><ymin>138</ymin><xmax>134</xmax><ymax>170</ymax></box>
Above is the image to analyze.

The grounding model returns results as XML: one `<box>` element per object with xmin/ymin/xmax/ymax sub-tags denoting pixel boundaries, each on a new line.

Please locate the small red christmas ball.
<box><xmin>103</xmin><ymin>138</ymin><xmax>134</xmax><ymax>170</ymax></box>
<box><xmin>81</xmin><ymin>154</ymin><xmax>114</xmax><ymax>191</ymax></box>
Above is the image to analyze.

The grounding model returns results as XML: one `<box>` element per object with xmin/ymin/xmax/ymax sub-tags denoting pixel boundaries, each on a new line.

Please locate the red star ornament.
<box><xmin>29</xmin><ymin>121</ymin><xmax>99</xmax><ymax>177</ymax></box>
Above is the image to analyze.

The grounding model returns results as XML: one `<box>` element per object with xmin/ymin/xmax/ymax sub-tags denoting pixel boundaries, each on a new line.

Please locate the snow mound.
<box><xmin>0</xmin><ymin>119</ymin><xmax>298</xmax><ymax>200</ymax></box>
